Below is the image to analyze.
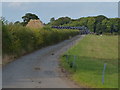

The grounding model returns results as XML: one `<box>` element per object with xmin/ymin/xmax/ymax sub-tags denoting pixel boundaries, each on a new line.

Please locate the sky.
<box><xmin>1</xmin><ymin>0</ymin><xmax>120</xmax><ymax>2</ymax></box>
<box><xmin>2</xmin><ymin>2</ymin><xmax>119</xmax><ymax>24</ymax></box>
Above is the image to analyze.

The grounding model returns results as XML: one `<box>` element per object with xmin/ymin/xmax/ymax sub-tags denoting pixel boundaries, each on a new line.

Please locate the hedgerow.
<box><xmin>2</xmin><ymin>23</ymin><xmax>79</xmax><ymax>59</ymax></box>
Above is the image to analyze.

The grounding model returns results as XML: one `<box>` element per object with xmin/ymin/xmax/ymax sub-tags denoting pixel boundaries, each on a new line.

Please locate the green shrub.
<box><xmin>2</xmin><ymin>24</ymin><xmax>79</xmax><ymax>58</ymax></box>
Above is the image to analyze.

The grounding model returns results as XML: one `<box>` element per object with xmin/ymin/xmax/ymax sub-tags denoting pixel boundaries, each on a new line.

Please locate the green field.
<box><xmin>60</xmin><ymin>35</ymin><xmax>118</xmax><ymax>88</ymax></box>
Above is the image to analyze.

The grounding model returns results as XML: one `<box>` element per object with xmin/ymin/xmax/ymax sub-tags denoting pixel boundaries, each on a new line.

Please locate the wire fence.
<box><xmin>63</xmin><ymin>54</ymin><xmax>118</xmax><ymax>86</ymax></box>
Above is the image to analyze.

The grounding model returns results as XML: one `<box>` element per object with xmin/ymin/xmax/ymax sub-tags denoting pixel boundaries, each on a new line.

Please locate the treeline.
<box><xmin>48</xmin><ymin>15</ymin><xmax>120</xmax><ymax>34</ymax></box>
<box><xmin>2</xmin><ymin>21</ymin><xmax>79</xmax><ymax>61</ymax></box>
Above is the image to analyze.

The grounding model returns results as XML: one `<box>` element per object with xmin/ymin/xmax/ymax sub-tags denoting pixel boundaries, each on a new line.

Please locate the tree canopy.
<box><xmin>48</xmin><ymin>15</ymin><xmax>119</xmax><ymax>34</ymax></box>
<box><xmin>50</xmin><ymin>17</ymin><xmax>55</xmax><ymax>23</ymax></box>
<box><xmin>50</xmin><ymin>17</ymin><xmax>71</xmax><ymax>26</ymax></box>
<box><xmin>22</xmin><ymin>13</ymin><xmax>39</xmax><ymax>26</ymax></box>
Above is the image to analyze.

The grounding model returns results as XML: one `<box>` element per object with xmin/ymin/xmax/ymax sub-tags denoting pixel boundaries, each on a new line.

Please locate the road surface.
<box><xmin>3</xmin><ymin>35</ymin><xmax>84</xmax><ymax>88</ymax></box>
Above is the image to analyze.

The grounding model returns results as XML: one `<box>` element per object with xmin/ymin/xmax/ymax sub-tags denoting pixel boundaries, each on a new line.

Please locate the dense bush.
<box><xmin>2</xmin><ymin>23</ymin><xmax>79</xmax><ymax>57</ymax></box>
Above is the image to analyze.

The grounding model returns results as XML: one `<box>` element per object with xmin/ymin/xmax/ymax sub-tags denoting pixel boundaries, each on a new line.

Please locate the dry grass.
<box><xmin>2</xmin><ymin>55</ymin><xmax>16</xmax><ymax>66</ymax></box>
<box><xmin>26</xmin><ymin>19</ymin><xmax>44</xmax><ymax>29</ymax></box>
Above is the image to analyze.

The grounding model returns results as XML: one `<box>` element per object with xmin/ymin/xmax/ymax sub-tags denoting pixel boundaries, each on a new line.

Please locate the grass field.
<box><xmin>60</xmin><ymin>35</ymin><xmax>118</xmax><ymax>88</ymax></box>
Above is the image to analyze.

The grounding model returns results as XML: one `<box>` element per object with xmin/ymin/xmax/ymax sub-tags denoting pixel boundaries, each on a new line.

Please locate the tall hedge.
<box><xmin>2</xmin><ymin>23</ymin><xmax>79</xmax><ymax>57</ymax></box>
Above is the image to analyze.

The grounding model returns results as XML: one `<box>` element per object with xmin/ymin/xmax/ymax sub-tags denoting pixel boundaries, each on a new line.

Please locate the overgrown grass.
<box><xmin>2</xmin><ymin>23</ymin><xmax>79</xmax><ymax>65</ymax></box>
<box><xmin>61</xmin><ymin>35</ymin><xmax>118</xmax><ymax>88</ymax></box>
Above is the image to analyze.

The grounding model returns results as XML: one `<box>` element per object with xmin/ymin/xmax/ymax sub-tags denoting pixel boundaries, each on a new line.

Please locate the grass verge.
<box><xmin>60</xmin><ymin>35</ymin><xmax>118</xmax><ymax>88</ymax></box>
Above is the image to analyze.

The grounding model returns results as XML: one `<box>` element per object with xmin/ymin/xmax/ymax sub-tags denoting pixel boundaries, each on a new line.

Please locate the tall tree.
<box><xmin>94</xmin><ymin>15</ymin><xmax>108</xmax><ymax>33</ymax></box>
<box><xmin>22</xmin><ymin>13</ymin><xmax>39</xmax><ymax>26</ymax></box>
<box><xmin>87</xmin><ymin>17</ymin><xmax>96</xmax><ymax>32</ymax></box>
<box><xmin>52</xmin><ymin>17</ymin><xmax>71</xmax><ymax>26</ymax></box>
<box><xmin>50</xmin><ymin>17</ymin><xmax>55</xmax><ymax>23</ymax></box>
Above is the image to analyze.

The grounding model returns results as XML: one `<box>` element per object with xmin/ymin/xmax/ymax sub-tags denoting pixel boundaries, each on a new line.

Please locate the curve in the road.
<box><xmin>3</xmin><ymin>35</ymin><xmax>84</xmax><ymax>88</ymax></box>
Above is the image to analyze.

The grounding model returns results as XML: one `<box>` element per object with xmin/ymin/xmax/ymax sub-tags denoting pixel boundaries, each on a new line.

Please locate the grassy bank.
<box><xmin>2</xmin><ymin>24</ymin><xmax>79</xmax><ymax>65</ymax></box>
<box><xmin>60</xmin><ymin>35</ymin><xmax>118</xmax><ymax>88</ymax></box>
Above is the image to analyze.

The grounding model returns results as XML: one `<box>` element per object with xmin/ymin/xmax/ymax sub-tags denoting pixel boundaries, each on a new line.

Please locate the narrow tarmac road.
<box><xmin>3</xmin><ymin>35</ymin><xmax>84</xmax><ymax>88</ymax></box>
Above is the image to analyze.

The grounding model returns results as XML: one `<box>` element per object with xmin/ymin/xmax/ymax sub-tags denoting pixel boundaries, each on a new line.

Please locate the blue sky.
<box><xmin>2</xmin><ymin>2</ymin><xmax>118</xmax><ymax>24</ymax></box>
